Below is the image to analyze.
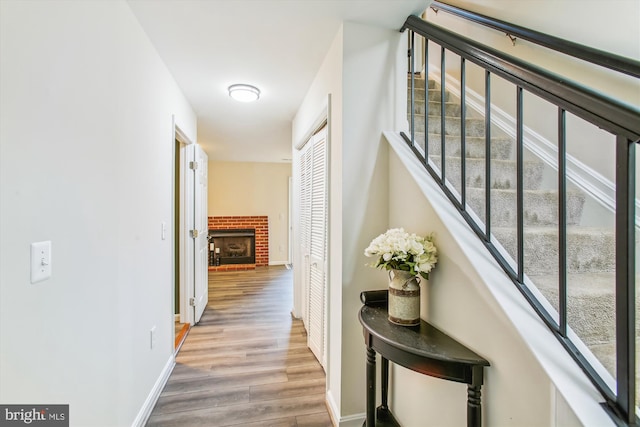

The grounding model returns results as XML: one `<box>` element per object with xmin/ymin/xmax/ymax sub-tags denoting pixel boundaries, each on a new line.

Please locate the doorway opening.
<box><xmin>173</xmin><ymin>121</ymin><xmax>209</xmax><ymax>352</ymax></box>
<box><xmin>174</xmin><ymin>134</ymin><xmax>190</xmax><ymax>352</ymax></box>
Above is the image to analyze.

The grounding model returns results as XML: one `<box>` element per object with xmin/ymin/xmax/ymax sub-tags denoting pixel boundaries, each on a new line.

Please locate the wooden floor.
<box><xmin>146</xmin><ymin>266</ymin><xmax>333</xmax><ymax>427</ymax></box>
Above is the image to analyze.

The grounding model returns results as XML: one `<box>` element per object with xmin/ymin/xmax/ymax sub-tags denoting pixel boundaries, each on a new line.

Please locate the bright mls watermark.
<box><xmin>0</xmin><ymin>405</ymin><xmax>68</xmax><ymax>427</ymax></box>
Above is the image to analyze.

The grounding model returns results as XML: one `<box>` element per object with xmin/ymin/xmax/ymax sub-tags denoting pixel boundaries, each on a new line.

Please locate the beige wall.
<box><xmin>208</xmin><ymin>161</ymin><xmax>291</xmax><ymax>264</ymax></box>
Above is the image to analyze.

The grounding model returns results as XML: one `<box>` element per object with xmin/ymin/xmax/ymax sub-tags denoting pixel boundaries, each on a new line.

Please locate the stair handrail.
<box><xmin>401</xmin><ymin>10</ymin><xmax>639</xmax><ymax>426</ymax></box>
<box><xmin>426</xmin><ymin>1</ymin><xmax>640</xmax><ymax>79</ymax></box>
<box><xmin>401</xmin><ymin>15</ymin><xmax>640</xmax><ymax>140</ymax></box>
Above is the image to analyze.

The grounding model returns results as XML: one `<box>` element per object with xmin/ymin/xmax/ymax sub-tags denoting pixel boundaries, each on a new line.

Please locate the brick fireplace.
<box><xmin>208</xmin><ymin>216</ymin><xmax>268</xmax><ymax>271</ymax></box>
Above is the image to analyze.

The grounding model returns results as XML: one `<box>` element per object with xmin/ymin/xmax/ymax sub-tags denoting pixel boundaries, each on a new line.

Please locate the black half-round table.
<box><xmin>358</xmin><ymin>290</ymin><xmax>490</xmax><ymax>427</ymax></box>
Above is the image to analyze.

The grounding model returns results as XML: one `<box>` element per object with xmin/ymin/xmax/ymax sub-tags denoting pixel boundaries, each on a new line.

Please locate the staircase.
<box><xmin>408</xmin><ymin>75</ymin><xmax>623</xmax><ymax>382</ymax></box>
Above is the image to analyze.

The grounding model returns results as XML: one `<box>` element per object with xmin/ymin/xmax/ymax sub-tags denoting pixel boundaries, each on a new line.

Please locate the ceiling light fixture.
<box><xmin>228</xmin><ymin>84</ymin><xmax>260</xmax><ymax>102</ymax></box>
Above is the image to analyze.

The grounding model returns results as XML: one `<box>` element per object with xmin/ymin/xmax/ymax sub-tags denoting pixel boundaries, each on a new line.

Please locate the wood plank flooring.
<box><xmin>146</xmin><ymin>266</ymin><xmax>333</xmax><ymax>427</ymax></box>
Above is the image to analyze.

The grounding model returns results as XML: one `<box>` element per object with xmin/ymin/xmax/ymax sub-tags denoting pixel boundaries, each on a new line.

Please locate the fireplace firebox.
<box><xmin>209</xmin><ymin>229</ymin><xmax>256</xmax><ymax>265</ymax></box>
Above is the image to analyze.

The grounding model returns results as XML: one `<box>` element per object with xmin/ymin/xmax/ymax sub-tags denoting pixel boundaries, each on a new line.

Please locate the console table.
<box><xmin>358</xmin><ymin>290</ymin><xmax>490</xmax><ymax>427</ymax></box>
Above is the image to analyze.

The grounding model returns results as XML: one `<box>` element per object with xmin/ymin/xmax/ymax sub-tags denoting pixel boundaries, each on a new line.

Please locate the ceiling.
<box><xmin>127</xmin><ymin>0</ymin><xmax>427</xmax><ymax>163</ymax></box>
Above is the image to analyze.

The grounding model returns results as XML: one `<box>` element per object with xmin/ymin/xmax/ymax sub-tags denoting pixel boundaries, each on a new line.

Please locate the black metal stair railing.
<box><xmin>400</xmin><ymin>6</ymin><xmax>640</xmax><ymax>425</ymax></box>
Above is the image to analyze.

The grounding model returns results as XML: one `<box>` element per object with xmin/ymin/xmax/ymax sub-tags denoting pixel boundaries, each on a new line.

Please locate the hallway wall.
<box><xmin>0</xmin><ymin>1</ymin><xmax>196</xmax><ymax>425</ymax></box>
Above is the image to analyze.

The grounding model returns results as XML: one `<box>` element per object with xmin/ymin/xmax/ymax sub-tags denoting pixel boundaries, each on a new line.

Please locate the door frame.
<box><xmin>293</xmin><ymin>95</ymin><xmax>330</xmax><ymax>321</ymax></box>
<box><xmin>293</xmin><ymin>95</ymin><xmax>331</xmax><ymax>369</ymax></box>
<box><xmin>306</xmin><ymin>126</ymin><xmax>329</xmax><ymax>368</ymax></box>
<box><xmin>173</xmin><ymin>120</ymin><xmax>195</xmax><ymax>327</ymax></box>
<box><xmin>288</xmin><ymin>176</ymin><xmax>293</xmax><ymax>265</ymax></box>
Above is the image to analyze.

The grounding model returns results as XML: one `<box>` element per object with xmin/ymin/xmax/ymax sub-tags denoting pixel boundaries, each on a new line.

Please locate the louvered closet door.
<box><xmin>299</xmin><ymin>143</ymin><xmax>312</xmax><ymax>330</ymax></box>
<box><xmin>307</xmin><ymin>128</ymin><xmax>327</xmax><ymax>368</ymax></box>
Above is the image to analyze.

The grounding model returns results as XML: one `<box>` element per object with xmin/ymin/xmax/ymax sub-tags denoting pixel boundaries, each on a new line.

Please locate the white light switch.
<box><xmin>150</xmin><ymin>326</ymin><xmax>157</xmax><ymax>349</ymax></box>
<box><xmin>31</xmin><ymin>240</ymin><xmax>52</xmax><ymax>284</ymax></box>
<box><xmin>161</xmin><ymin>222</ymin><xmax>167</xmax><ymax>240</ymax></box>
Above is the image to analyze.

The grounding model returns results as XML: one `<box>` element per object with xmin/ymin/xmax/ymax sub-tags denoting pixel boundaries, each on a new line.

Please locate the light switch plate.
<box><xmin>31</xmin><ymin>241</ymin><xmax>52</xmax><ymax>284</ymax></box>
<box><xmin>150</xmin><ymin>326</ymin><xmax>157</xmax><ymax>349</ymax></box>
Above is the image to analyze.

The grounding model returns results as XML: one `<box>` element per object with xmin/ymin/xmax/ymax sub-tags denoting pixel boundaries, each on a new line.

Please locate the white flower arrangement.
<box><xmin>364</xmin><ymin>228</ymin><xmax>438</xmax><ymax>279</ymax></box>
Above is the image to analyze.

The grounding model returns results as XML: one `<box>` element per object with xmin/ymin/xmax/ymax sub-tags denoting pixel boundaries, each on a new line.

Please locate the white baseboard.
<box><xmin>326</xmin><ymin>390</ymin><xmax>365</xmax><ymax>427</ymax></box>
<box><xmin>427</xmin><ymin>67</ymin><xmax>640</xmax><ymax>226</ymax></box>
<box><xmin>131</xmin><ymin>354</ymin><xmax>175</xmax><ymax>427</ymax></box>
<box><xmin>326</xmin><ymin>390</ymin><xmax>340</xmax><ymax>426</ymax></box>
<box><xmin>269</xmin><ymin>261</ymin><xmax>289</xmax><ymax>266</ymax></box>
<box><xmin>338</xmin><ymin>413</ymin><xmax>366</xmax><ymax>427</ymax></box>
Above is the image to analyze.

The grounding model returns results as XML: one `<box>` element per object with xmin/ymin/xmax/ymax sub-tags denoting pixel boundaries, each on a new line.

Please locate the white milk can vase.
<box><xmin>387</xmin><ymin>269</ymin><xmax>421</xmax><ymax>326</ymax></box>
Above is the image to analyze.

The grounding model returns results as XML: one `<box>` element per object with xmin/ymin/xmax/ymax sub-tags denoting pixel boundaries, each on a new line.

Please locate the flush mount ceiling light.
<box><xmin>228</xmin><ymin>84</ymin><xmax>260</xmax><ymax>102</ymax></box>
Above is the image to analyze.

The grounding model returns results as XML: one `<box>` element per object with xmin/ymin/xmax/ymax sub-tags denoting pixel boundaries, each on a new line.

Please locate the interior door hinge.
<box><xmin>189</xmin><ymin>297</ymin><xmax>196</xmax><ymax>307</ymax></box>
<box><xmin>189</xmin><ymin>161</ymin><xmax>198</xmax><ymax>170</ymax></box>
<box><xmin>190</xmin><ymin>229</ymin><xmax>199</xmax><ymax>238</ymax></box>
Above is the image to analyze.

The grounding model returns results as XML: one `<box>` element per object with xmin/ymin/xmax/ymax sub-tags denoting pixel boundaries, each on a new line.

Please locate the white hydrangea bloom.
<box><xmin>364</xmin><ymin>228</ymin><xmax>438</xmax><ymax>278</ymax></box>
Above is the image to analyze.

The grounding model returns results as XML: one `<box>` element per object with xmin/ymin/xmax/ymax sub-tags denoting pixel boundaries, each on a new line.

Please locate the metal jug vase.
<box><xmin>387</xmin><ymin>269</ymin><xmax>420</xmax><ymax>326</ymax></box>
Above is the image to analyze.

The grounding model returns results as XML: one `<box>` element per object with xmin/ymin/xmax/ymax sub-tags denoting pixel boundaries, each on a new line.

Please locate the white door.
<box><xmin>176</xmin><ymin>129</ymin><xmax>194</xmax><ymax>326</ymax></box>
<box><xmin>306</xmin><ymin>127</ymin><xmax>328</xmax><ymax>367</ymax></box>
<box><xmin>193</xmin><ymin>144</ymin><xmax>208</xmax><ymax>324</ymax></box>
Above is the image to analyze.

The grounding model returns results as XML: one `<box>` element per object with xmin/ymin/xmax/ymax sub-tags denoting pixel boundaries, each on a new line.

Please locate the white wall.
<box><xmin>207</xmin><ymin>161</ymin><xmax>291</xmax><ymax>264</ymax></box>
<box><xmin>0</xmin><ymin>1</ymin><xmax>196</xmax><ymax>426</ymax></box>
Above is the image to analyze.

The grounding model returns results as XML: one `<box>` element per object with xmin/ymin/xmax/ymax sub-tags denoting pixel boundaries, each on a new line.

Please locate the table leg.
<box><xmin>366</xmin><ymin>346</ymin><xmax>376</xmax><ymax>427</ymax></box>
<box><xmin>467</xmin><ymin>384</ymin><xmax>482</xmax><ymax>427</ymax></box>
<box><xmin>381</xmin><ymin>357</ymin><xmax>389</xmax><ymax>412</ymax></box>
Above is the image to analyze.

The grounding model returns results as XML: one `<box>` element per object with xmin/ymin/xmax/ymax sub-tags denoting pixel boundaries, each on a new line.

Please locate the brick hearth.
<box><xmin>208</xmin><ymin>216</ymin><xmax>268</xmax><ymax>271</ymax></box>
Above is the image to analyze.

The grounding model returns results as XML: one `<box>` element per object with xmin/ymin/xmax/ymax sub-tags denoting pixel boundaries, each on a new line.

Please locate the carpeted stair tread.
<box><xmin>407</xmin><ymin>75</ymin><xmax>435</xmax><ymax>89</ymax></box>
<box><xmin>410</xmin><ymin>102</ymin><xmax>483</xmax><ymax>117</ymax></box>
<box><xmin>429</xmin><ymin>156</ymin><xmax>545</xmax><ymax>190</ymax></box>
<box><xmin>492</xmin><ymin>226</ymin><xmax>615</xmax><ymax>275</ymax></box>
<box><xmin>589</xmin><ymin>340</ymin><xmax>640</xmax><ymax>383</ymax></box>
<box><xmin>413</xmin><ymin>88</ymin><xmax>451</xmax><ymax>102</ymax></box>
<box><xmin>465</xmin><ymin>188</ymin><xmax>585</xmax><ymax>226</ymax></box>
<box><xmin>531</xmin><ymin>272</ymin><xmax>619</xmax><ymax>297</ymax></box>
<box><xmin>411</xmin><ymin>133</ymin><xmax>514</xmax><ymax>160</ymax></box>
<box><xmin>415</xmin><ymin>115</ymin><xmax>488</xmax><ymax>136</ymax></box>
<box><xmin>530</xmin><ymin>272</ymin><xmax>640</xmax><ymax>352</ymax></box>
